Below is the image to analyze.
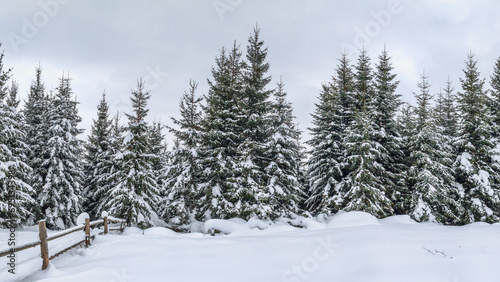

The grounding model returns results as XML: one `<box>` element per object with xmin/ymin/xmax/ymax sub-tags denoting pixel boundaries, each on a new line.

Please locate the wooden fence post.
<box><xmin>38</xmin><ymin>220</ymin><xmax>49</xmax><ymax>270</ymax></box>
<box><xmin>85</xmin><ymin>218</ymin><xmax>90</xmax><ymax>247</ymax></box>
<box><xmin>104</xmin><ymin>216</ymin><xmax>108</xmax><ymax>234</ymax></box>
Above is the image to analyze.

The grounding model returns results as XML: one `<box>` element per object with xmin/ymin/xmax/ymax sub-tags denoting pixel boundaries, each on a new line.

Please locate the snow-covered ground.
<box><xmin>2</xmin><ymin>211</ymin><xmax>500</xmax><ymax>282</ymax></box>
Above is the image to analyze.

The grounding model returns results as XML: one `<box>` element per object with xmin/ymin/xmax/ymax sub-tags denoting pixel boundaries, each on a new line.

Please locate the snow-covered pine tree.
<box><xmin>407</xmin><ymin>73</ymin><xmax>462</xmax><ymax>223</ymax></box>
<box><xmin>199</xmin><ymin>44</ymin><xmax>245</xmax><ymax>219</ymax></box>
<box><xmin>372</xmin><ymin>48</ymin><xmax>403</xmax><ymax>212</ymax></box>
<box><xmin>236</xmin><ymin>26</ymin><xmax>275</xmax><ymax>219</ymax></box>
<box><xmin>263</xmin><ymin>79</ymin><xmax>303</xmax><ymax>219</ymax></box>
<box><xmin>107</xmin><ymin>79</ymin><xmax>161</xmax><ymax>227</ymax></box>
<box><xmin>490</xmin><ymin>57</ymin><xmax>500</xmax><ymax>141</ymax></box>
<box><xmin>162</xmin><ymin>138</ymin><xmax>190</xmax><ymax>224</ymax></box>
<box><xmin>39</xmin><ymin>76</ymin><xmax>84</xmax><ymax>229</ymax></box>
<box><xmin>96</xmin><ymin>112</ymin><xmax>124</xmax><ymax>214</ymax></box>
<box><xmin>83</xmin><ymin>92</ymin><xmax>114</xmax><ymax>218</ymax></box>
<box><xmin>161</xmin><ymin>80</ymin><xmax>203</xmax><ymax>225</ymax></box>
<box><xmin>23</xmin><ymin>66</ymin><xmax>50</xmax><ymax>219</ymax></box>
<box><xmin>396</xmin><ymin>103</ymin><xmax>415</xmax><ymax>214</ymax></box>
<box><xmin>306</xmin><ymin>83</ymin><xmax>343</xmax><ymax>215</ymax></box>
<box><xmin>0</xmin><ymin>53</ymin><xmax>35</xmax><ymax>227</ymax></box>
<box><xmin>340</xmin><ymin>50</ymin><xmax>393</xmax><ymax>218</ymax></box>
<box><xmin>454</xmin><ymin>53</ymin><xmax>500</xmax><ymax>223</ymax></box>
<box><xmin>342</xmin><ymin>107</ymin><xmax>393</xmax><ymax>217</ymax></box>
<box><xmin>306</xmin><ymin>53</ymin><xmax>354</xmax><ymax>215</ymax></box>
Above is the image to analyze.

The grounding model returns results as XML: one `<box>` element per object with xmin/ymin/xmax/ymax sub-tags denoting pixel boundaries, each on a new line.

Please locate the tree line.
<box><xmin>1</xmin><ymin>28</ymin><xmax>499</xmax><ymax>230</ymax></box>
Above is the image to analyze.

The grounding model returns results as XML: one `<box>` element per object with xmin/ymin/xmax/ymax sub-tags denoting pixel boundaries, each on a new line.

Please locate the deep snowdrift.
<box><xmin>2</xmin><ymin>211</ymin><xmax>500</xmax><ymax>282</ymax></box>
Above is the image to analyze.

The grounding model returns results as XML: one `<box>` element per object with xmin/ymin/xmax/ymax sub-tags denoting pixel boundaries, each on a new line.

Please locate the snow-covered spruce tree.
<box><xmin>407</xmin><ymin>73</ymin><xmax>462</xmax><ymax>223</ymax></box>
<box><xmin>0</xmin><ymin>58</ymin><xmax>35</xmax><ymax>228</ymax></box>
<box><xmin>107</xmin><ymin>79</ymin><xmax>161</xmax><ymax>227</ymax></box>
<box><xmin>39</xmin><ymin>76</ymin><xmax>84</xmax><ymax>229</ymax></box>
<box><xmin>23</xmin><ymin>66</ymin><xmax>50</xmax><ymax>219</ymax></box>
<box><xmin>199</xmin><ymin>44</ymin><xmax>245</xmax><ymax>220</ymax></box>
<box><xmin>341</xmin><ymin>108</ymin><xmax>393</xmax><ymax>217</ymax></box>
<box><xmin>83</xmin><ymin>92</ymin><xmax>114</xmax><ymax>218</ymax></box>
<box><xmin>396</xmin><ymin>103</ymin><xmax>415</xmax><ymax>214</ymax></box>
<box><xmin>372</xmin><ymin>48</ymin><xmax>404</xmax><ymax>213</ymax></box>
<box><xmin>454</xmin><ymin>53</ymin><xmax>500</xmax><ymax>223</ymax></box>
<box><xmin>490</xmin><ymin>57</ymin><xmax>500</xmax><ymax>141</ymax></box>
<box><xmin>306</xmin><ymin>53</ymin><xmax>355</xmax><ymax>215</ymax></box>
<box><xmin>263</xmin><ymin>79</ymin><xmax>303</xmax><ymax>219</ymax></box>
<box><xmin>306</xmin><ymin>83</ymin><xmax>343</xmax><ymax>214</ymax></box>
<box><xmin>340</xmin><ymin>50</ymin><xmax>393</xmax><ymax>218</ymax></box>
<box><xmin>235</xmin><ymin>26</ymin><xmax>276</xmax><ymax>219</ymax></box>
<box><xmin>161</xmin><ymin>80</ymin><xmax>203</xmax><ymax>225</ymax></box>
<box><xmin>95</xmin><ymin>112</ymin><xmax>124</xmax><ymax>214</ymax></box>
<box><xmin>162</xmin><ymin>138</ymin><xmax>190</xmax><ymax>224</ymax></box>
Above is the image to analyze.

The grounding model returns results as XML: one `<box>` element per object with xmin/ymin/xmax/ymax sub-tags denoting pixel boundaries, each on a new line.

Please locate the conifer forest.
<box><xmin>2</xmin><ymin>27</ymin><xmax>500</xmax><ymax>230</ymax></box>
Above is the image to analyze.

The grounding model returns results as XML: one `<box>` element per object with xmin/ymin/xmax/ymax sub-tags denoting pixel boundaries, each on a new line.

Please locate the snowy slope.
<box><xmin>2</xmin><ymin>212</ymin><xmax>500</xmax><ymax>282</ymax></box>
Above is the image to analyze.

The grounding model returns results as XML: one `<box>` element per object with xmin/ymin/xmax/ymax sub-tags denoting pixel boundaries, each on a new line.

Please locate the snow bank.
<box><xmin>379</xmin><ymin>215</ymin><xmax>416</xmax><ymax>225</ymax></box>
<box><xmin>203</xmin><ymin>218</ymin><xmax>250</xmax><ymax>235</ymax></box>
<box><xmin>300</xmin><ymin>217</ymin><xmax>325</xmax><ymax>230</ymax></box>
<box><xmin>327</xmin><ymin>211</ymin><xmax>380</xmax><ymax>228</ymax></box>
<box><xmin>121</xmin><ymin>227</ymin><xmax>143</xmax><ymax>235</ymax></box>
<box><xmin>247</xmin><ymin>217</ymin><xmax>270</xmax><ymax>230</ymax></box>
<box><xmin>14</xmin><ymin>211</ymin><xmax>500</xmax><ymax>282</ymax></box>
<box><xmin>5</xmin><ymin>211</ymin><xmax>500</xmax><ymax>282</ymax></box>
<box><xmin>144</xmin><ymin>227</ymin><xmax>178</xmax><ymax>236</ymax></box>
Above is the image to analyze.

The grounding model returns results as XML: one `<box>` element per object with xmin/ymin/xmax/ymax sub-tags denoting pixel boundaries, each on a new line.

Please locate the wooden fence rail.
<box><xmin>0</xmin><ymin>216</ymin><xmax>126</xmax><ymax>270</ymax></box>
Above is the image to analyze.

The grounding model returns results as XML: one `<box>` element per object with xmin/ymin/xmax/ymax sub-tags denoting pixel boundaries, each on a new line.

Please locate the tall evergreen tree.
<box><xmin>407</xmin><ymin>74</ymin><xmax>462</xmax><ymax>223</ymax></box>
<box><xmin>306</xmin><ymin>53</ymin><xmax>354</xmax><ymax>214</ymax></box>
<box><xmin>107</xmin><ymin>79</ymin><xmax>161</xmax><ymax>227</ymax></box>
<box><xmin>23</xmin><ymin>66</ymin><xmax>50</xmax><ymax>219</ymax></box>
<box><xmin>83</xmin><ymin>92</ymin><xmax>114</xmax><ymax>218</ymax></box>
<box><xmin>162</xmin><ymin>80</ymin><xmax>203</xmax><ymax>225</ymax></box>
<box><xmin>340</xmin><ymin>50</ymin><xmax>393</xmax><ymax>217</ymax></box>
<box><xmin>342</xmin><ymin>108</ymin><xmax>393</xmax><ymax>217</ymax></box>
<box><xmin>0</xmin><ymin>58</ymin><xmax>35</xmax><ymax>227</ymax></box>
<box><xmin>372</xmin><ymin>48</ymin><xmax>403</xmax><ymax>213</ymax></box>
<box><xmin>263</xmin><ymin>79</ymin><xmax>303</xmax><ymax>219</ymax></box>
<box><xmin>96</xmin><ymin>112</ymin><xmax>125</xmax><ymax>215</ymax></box>
<box><xmin>38</xmin><ymin>76</ymin><xmax>84</xmax><ymax>229</ymax></box>
<box><xmin>306</xmin><ymin>83</ymin><xmax>344</xmax><ymax>214</ymax></box>
<box><xmin>396</xmin><ymin>103</ymin><xmax>416</xmax><ymax>214</ymax></box>
<box><xmin>236</xmin><ymin>26</ymin><xmax>275</xmax><ymax>219</ymax></box>
<box><xmin>199</xmin><ymin>44</ymin><xmax>245</xmax><ymax>219</ymax></box>
<box><xmin>454</xmin><ymin>53</ymin><xmax>500</xmax><ymax>223</ymax></box>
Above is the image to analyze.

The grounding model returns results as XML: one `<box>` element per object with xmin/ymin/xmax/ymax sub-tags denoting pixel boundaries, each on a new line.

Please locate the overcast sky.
<box><xmin>1</xmin><ymin>0</ymin><xmax>499</xmax><ymax>144</ymax></box>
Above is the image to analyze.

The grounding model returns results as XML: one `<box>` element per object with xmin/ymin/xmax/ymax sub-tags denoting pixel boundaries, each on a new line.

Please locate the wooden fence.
<box><xmin>0</xmin><ymin>216</ymin><xmax>126</xmax><ymax>270</ymax></box>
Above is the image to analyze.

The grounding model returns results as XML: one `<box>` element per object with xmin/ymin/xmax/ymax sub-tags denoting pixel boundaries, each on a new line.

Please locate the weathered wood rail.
<box><xmin>0</xmin><ymin>216</ymin><xmax>126</xmax><ymax>270</ymax></box>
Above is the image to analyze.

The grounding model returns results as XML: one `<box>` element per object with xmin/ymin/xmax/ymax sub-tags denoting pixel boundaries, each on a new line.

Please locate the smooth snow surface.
<box><xmin>1</xmin><ymin>211</ymin><xmax>500</xmax><ymax>282</ymax></box>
